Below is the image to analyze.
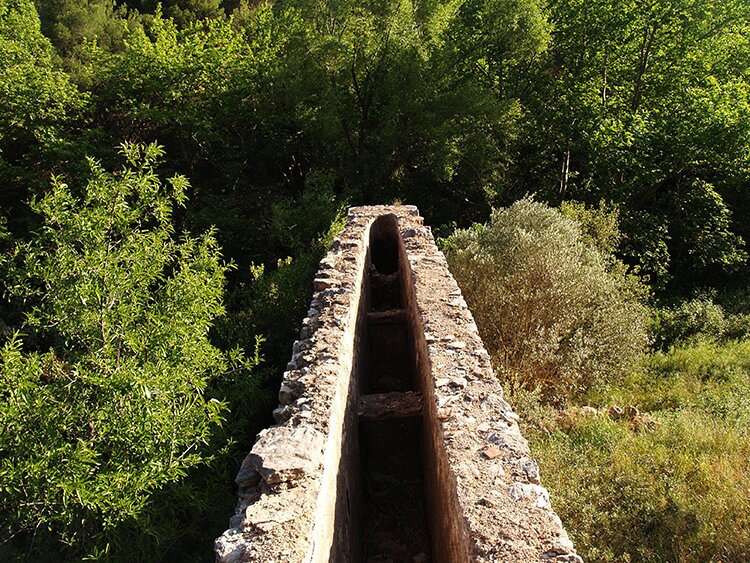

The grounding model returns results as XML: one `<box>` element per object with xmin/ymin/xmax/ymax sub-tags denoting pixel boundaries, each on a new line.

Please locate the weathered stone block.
<box><xmin>244</xmin><ymin>426</ymin><xmax>324</xmax><ymax>486</ymax></box>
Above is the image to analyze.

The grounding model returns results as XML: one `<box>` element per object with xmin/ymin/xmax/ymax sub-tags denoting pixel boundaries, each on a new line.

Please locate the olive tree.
<box><xmin>444</xmin><ymin>198</ymin><xmax>648</xmax><ymax>404</ymax></box>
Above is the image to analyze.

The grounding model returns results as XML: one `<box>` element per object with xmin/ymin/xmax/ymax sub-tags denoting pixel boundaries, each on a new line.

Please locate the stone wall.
<box><xmin>215</xmin><ymin>206</ymin><xmax>583</xmax><ymax>562</ymax></box>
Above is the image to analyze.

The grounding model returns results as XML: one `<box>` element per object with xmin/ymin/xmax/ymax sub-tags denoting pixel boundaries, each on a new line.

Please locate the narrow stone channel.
<box><xmin>215</xmin><ymin>206</ymin><xmax>576</xmax><ymax>563</ymax></box>
<box><xmin>358</xmin><ymin>215</ymin><xmax>431</xmax><ymax>562</ymax></box>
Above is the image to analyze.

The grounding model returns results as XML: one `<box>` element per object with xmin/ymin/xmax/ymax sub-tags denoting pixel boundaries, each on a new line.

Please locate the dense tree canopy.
<box><xmin>0</xmin><ymin>0</ymin><xmax>87</xmax><ymax>220</ymax></box>
<box><xmin>6</xmin><ymin>0</ymin><xmax>747</xmax><ymax>285</ymax></box>
<box><xmin>517</xmin><ymin>0</ymin><xmax>750</xmax><ymax>286</ymax></box>
<box><xmin>1</xmin><ymin>0</ymin><xmax>749</xmax><ymax>557</ymax></box>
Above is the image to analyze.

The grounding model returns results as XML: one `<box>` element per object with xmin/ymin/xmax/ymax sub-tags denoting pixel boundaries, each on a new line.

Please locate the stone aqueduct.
<box><xmin>215</xmin><ymin>206</ymin><xmax>583</xmax><ymax>562</ymax></box>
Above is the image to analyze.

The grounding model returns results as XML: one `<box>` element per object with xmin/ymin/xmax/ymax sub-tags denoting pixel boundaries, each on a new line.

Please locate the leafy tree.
<box><xmin>0</xmin><ymin>143</ymin><xmax>254</xmax><ymax>559</ymax></box>
<box><xmin>86</xmin><ymin>8</ymin><xmax>303</xmax><ymax>265</ymax></box>
<box><xmin>86</xmin><ymin>0</ymin><xmax>555</xmax><ymax>250</ymax></box>
<box><xmin>278</xmin><ymin>0</ymin><xmax>551</xmax><ymax>221</ymax></box>
<box><xmin>514</xmin><ymin>0</ymin><xmax>750</xmax><ymax>289</ymax></box>
<box><xmin>33</xmin><ymin>0</ymin><xmax>135</xmax><ymax>60</ymax></box>
<box><xmin>0</xmin><ymin>0</ymin><xmax>88</xmax><ymax>221</ymax></box>
<box><xmin>164</xmin><ymin>0</ymin><xmax>224</xmax><ymax>26</ymax></box>
<box><xmin>559</xmin><ymin>199</ymin><xmax>621</xmax><ymax>255</ymax></box>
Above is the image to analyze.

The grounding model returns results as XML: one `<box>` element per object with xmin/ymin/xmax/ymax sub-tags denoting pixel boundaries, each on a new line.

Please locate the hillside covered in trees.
<box><xmin>1</xmin><ymin>0</ymin><xmax>749</xmax><ymax>559</ymax></box>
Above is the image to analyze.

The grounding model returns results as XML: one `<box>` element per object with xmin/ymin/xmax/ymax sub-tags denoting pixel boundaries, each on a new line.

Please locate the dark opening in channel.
<box><xmin>369</xmin><ymin>217</ymin><xmax>401</xmax><ymax>276</ymax></box>
<box><xmin>359</xmin><ymin>215</ymin><xmax>431</xmax><ymax>562</ymax></box>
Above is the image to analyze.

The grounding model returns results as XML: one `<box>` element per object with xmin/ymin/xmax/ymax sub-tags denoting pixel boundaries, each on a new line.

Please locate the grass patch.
<box><xmin>514</xmin><ymin>339</ymin><xmax>750</xmax><ymax>562</ymax></box>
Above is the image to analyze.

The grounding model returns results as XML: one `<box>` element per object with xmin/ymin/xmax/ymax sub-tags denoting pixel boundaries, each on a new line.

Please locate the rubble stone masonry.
<box><xmin>215</xmin><ymin>206</ymin><xmax>582</xmax><ymax>562</ymax></box>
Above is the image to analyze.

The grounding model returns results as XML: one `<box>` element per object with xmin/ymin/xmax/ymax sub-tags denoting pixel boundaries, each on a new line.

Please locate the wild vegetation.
<box><xmin>1</xmin><ymin>0</ymin><xmax>749</xmax><ymax>559</ymax></box>
<box><xmin>443</xmin><ymin>199</ymin><xmax>648</xmax><ymax>405</ymax></box>
<box><xmin>446</xmin><ymin>203</ymin><xmax>750</xmax><ymax>561</ymax></box>
<box><xmin>524</xmin><ymin>323</ymin><xmax>750</xmax><ymax>562</ymax></box>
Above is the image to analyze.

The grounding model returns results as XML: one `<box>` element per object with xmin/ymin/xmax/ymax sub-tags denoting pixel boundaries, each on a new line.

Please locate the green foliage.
<box><xmin>0</xmin><ymin>216</ymin><xmax>13</xmax><ymax>341</ymax></box>
<box><xmin>559</xmin><ymin>199</ymin><xmax>621</xmax><ymax>256</ymax></box>
<box><xmin>651</xmin><ymin>291</ymin><xmax>750</xmax><ymax>350</ymax></box>
<box><xmin>515</xmin><ymin>0</ymin><xmax>750</xmax><ymax>288</ymax></box>
<box><xmin>0</xmin><ymin>0</ymin><xmax>88</xmax><ymax>215</ymax></box>
<box><xmin>86</xmin><ymin>0</ymin><xmax>553</xmax><ymax>239</ymax></box>
<box><xmin>163</xmin><ymin>0</ymin><xmax>224</xmax><ymax>27</ymax></box>
<box><xmin>623</xmin><ymin>340</ymin><xmax>750</xmax><ymax>418</ymax></box>
<box><xmin>87</xmin><ymin>6</ymin><xmax>306</xmax><ymax>263</ymax></box>
<box><xmin>667</xmin><ymin>179</ymin><xmax>747</xmax><ymax>276</ymax></box>
<box><xmin>216</xmin><ymin>207</ymin><xmax>347</xmax><ymax>370</ymax></box>
<box><xmin>2</xmin><ymin>0</ymin><xmax>750</xmax><ymax>556</ymax></box>
<box><xmin>33</xmin><ymin>0</ymin><xmax>135</xmax><ymax>63</ymax></box>
<box><xmin>651</xmin><ymin>297</ymin><xmax>727</xmax><ymax>350</ymax></box>
<box><xmin>717</xmin><ymin>287</ymin><xmax>750</xmax><ymax>340</ymax></box>
<box><xmin>11</xmin><ymin>0</ymin><xmax>750</xmax><ymax>291</ymax></box>
<box><xmin>0</xmin><ymin>143</ymin><xmax>255</xmax><ymax>558</ymax></box>
<box><xmin>271</xmin><ymin>171</ymin><xmax>341</xmax><ymax>254</ymax></box>
<box><xmin>452</xmin><ymin>0</ymin><xmax>551</xmax><ymax>94</ymax></box>
<box><xmin>523</xmin><ymin>338</ymin><xmax>750</xmax><ymax>562</ymax></box>
<box><xmin>620</xmin><ymin>211</ymin><xmax>672</xmax><ymax>291</ymax></box>
<box><xmin>444</xmin><ymin>198</ymin><xmax>648</xmax><ymax>403</ymax></box>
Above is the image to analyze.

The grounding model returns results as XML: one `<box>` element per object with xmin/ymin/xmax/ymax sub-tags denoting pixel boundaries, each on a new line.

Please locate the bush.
<box><xmin>214</xmin><ymin>200</ymin><xmax>347</xmax><ymax>371</ymax></box>
<box><xmin>651</xmin><ymin>297</ymin><xmax>727</xmax><ymax>350</ymax></box>
<box><xmin>651</xmin><ymin>292</ymin><xmax>750</xmax><ymax>349</ymax></box>
<box><xmin>718</xmin><ymin>287</ymin><xmax>750</xmax><ymax>341</ymax></box>
<box><xmin>0</xmin><ymin>144</ymin><xmax>259</xmax><ymax>559</ymax></box>
<box><xmin>444</xmin><ymin>197</ymin><xmax>648</xmax><ymax>403</ymax></box>
<box><xmin>559</xmin><ymin>199</ymin><xmax>621</xmax><ymax>256</ymax></box>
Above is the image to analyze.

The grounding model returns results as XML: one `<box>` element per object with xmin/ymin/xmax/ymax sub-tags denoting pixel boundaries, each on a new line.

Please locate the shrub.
<box><xmin>559</xmin><ymin>199</ymin><xmax>621</xmax><ymax>256</ymax></box>
<box><xmin>651</xmin><ymin>297</ymin><xmax>727</xmax><ymax>350</ymax></box>
<box><xmin>0</xmin><ymin>144</ymin><xmax>258</xmax><ymax>559</ymax></box>
<box><xmin>651</xmin><ymin>290</ymin><xmax>750</xmax><ymax>349</ymax></box>
<box><xmin>444</xmin><ymin>197</ymin><xmax>648</xmax><ymax>403</ymax></box>
<box><xmin>215</xmin><ymin>202</ymin><xmax>347</xmax><ymax>371</ymax></box>
<box><xmin>718</xmin><ymin>287</ymin><xmax>750</xmax><ymax>341</ymax></box>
